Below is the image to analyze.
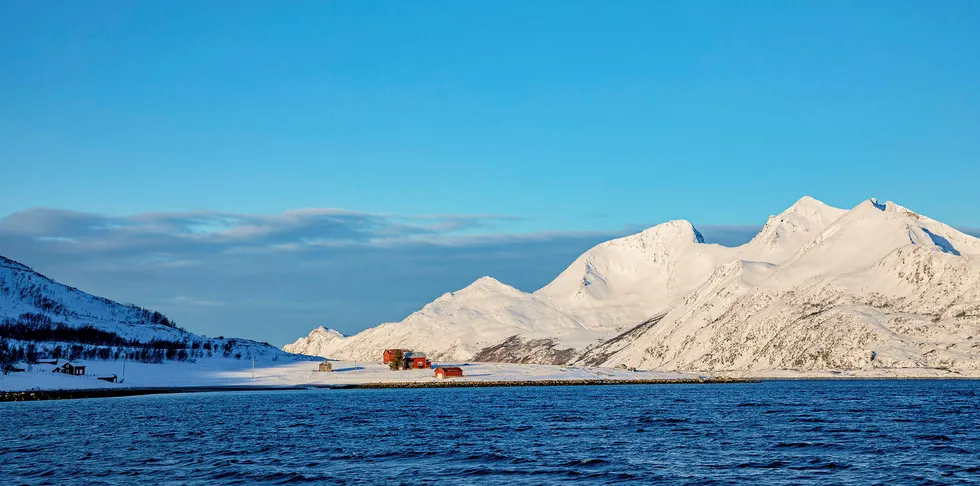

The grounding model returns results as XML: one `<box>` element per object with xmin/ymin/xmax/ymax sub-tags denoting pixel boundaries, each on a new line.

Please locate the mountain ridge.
<box><xmin>285</xmin><ymin>196</ymin><xmax>980</xmax><ymax>375</ymax></box>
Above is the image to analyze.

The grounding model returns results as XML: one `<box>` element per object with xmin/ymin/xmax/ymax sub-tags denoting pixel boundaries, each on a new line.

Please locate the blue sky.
<box><xmin>1</xmin><ymin>2</ymin><xmax>978</xmax><ymax>345</ymax></box>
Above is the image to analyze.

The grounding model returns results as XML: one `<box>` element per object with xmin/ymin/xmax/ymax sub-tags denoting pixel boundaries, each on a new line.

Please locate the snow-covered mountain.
<box><xmin>286</xmin><ymin>197</ymin><xmax>980</xmax><ymax>375</ymax></box>
<box><xmin>0</xmin><ymin>255</ymin><xmax>290</xmax><ymax>360</ymax></box>
<box><xmin>285</xmin><ymin>276</ymin><xmax>604</xmax><ymax>362</ymax></box>
<box><xmin>584</xmin><ymin>199</ymin><xmax>980</xmax><ymax>373</ymax></box>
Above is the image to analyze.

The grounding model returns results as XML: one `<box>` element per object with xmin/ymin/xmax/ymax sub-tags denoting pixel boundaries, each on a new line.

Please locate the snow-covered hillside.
<box><xmin>586</xmin><ymin>199</ymin><xmax>980</xmax><ymax>373</ymax></box>
<box><xmin>287</xmin><ymin>197</ymin><xmax>980</xmax><ymax>375</ymax></box>
<box><xmin>285</xmin><ymin>276</ymin><xmax>605</xmax><ymax>362</ymax></box>
<box><xmin>0</xmin><ymin>255</ymin><xmax>293</xmax><ymax>362</ymax></box>
<box><xmin>2</xmin><ymin>255</ymin><xmax>185</xmax><ymax>342</ymax></box>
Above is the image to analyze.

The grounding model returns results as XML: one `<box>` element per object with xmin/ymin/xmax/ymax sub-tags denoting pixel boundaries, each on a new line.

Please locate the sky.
<box><xmin>1</xmin><ymin>1</ymin><xmax>978</xmax><ymax>346</ymax></box>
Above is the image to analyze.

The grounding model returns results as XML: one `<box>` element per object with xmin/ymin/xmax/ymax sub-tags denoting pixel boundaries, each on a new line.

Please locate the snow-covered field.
<box><xmin>0</xmin><ymin>358</ymin><xmax>699</xmax><ymax>392</ymax></box>
<box><xmin>4</xmin><ymin>358</ymin><xmax>978</xmax><ymax>392</ymax></box>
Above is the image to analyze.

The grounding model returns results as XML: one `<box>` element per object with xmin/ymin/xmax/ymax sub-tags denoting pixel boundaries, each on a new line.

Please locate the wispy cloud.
<box><xmin>0</xmin><ymin>207</ymin><xmax>629</xmax><ymax>345</ymax></box>
<box><xmin>160</xmin><ymin>296</ymin><xmax>226</xmax><ymax>308</ymax></box>
<box><xmin>0</xmin><ymin>207</ymin><xmax>832</xmax><ymax>346</ymax></box>
<box><xmin>0</xmin><ymin>207</ymin><xmax>527</xmax><ymax>256</ymax></box>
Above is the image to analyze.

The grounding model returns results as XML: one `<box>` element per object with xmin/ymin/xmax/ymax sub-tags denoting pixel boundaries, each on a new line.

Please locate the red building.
<box><xmin>382</xmin><ymin>349</ymin><xmax>410</xmax><ymax>364</ymax></box>
<box><xmin>434</xmin><ymin>366</ymin><xmax>463</xmax><ymax>378</ymax></box>
<box><xmin>383</xmin><ymin>349</ymin><xmax>431</xmax><ymax>369</ymax></box>
<box><xmin>406</xmin><ymin>352</ymin><xmax>431</xmax><ymax>369</ymax></box>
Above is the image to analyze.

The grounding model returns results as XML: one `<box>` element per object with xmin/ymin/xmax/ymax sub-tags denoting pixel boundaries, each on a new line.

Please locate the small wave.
<box><xmin>790</xmin><ymin>417</ymin><xmax>830</xmax><ymax>423</ymax></box>
<box><xmin>457</xmin><ymin>466</ymin><xmax>524</xmax><ymax>477</ymax></box>
<box><xmin>789</xmin><ymin>461</ymin><xmax>852</xmax><ymax>471</ymax></box>
<box><xmin>261</xmin><ymin>472</ymin><xmax>326</xmax><ymax>484</ymax></box>
<box><xmin>461</xmin><ymin>452</ymin><xmax>512</xmax><ymax>463</ymax></box>
<box><xmin>774</xmin><ymin>442</ymin><xmax>825</xmax><ymax>449</ymax></box>
<box><xmin>638</xmin><ymin>417</ymin><xmax>689</xmax><ymax>424</ymax></box>
<box><xmin>558</xmin><ymin>458</ymin><xmax>610</xmax><ymax>467</ymax></box>
<box><xmin>3</xmin><ymin>382</ymin><xmax>980</xmax><ymax>484</ymax></box>
<box><xmin>914</xmin><ymin>434</ymin><xmax>952</xmax><ymax>442</ymax></box>
<box><xmin>736</xmin><ymin>461</ymin><xmax>791</xmax><ymax>469</ymax></box>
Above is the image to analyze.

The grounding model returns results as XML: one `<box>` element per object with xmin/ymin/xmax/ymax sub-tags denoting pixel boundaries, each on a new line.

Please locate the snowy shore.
<box><xmin>3</xmin><ymin>357</ymin><xmax>978</xmax><ymax>397</ymax></box>
<box><xmin>0</xmin><ymin>358</ymin><xmax>692</xmax><ymax>392</ymax></box>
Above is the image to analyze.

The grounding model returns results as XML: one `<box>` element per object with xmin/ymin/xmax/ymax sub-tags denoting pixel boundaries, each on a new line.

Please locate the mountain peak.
<box><xmin>310</xmin><ymin>326</ymin><xmax>345</xmax><ymax>339</ymax></box>
<box><xmin>743</xmin><ymin>197</ymin><xmax>846</xmax><ymax>263</ymax></box>
<box><xmin>882</xmin><ymin>200</ymin><xmax>922</xmax><ymax>218</ymax></box>
<box><xmin>448</xmin><ymin>276</ymin><xmax>520</xmax><ymax>299</ymax></box>
<box><xmin>283</xmin><ymin>326</ymin><xmax>348</xmax><ymax>356</ymax></box>
<box><xmin>635</xmin><ymin>220</ymin><xmax>704</xmax><ymax>244</ymax></box>
<box><xmin>779</xmin><ymin>196</ymin><xmax>844</xmax><ymax>220</ymax></box>
<box><xmin>858</xmin><ymin>198</ymin><xmax>924</xmax><ymax>220</ymax></box>
<box><xmin>462</xmin><ymin>276</ymin><xmax>507</xmax><ymax>290</ymax></box>
<box><xmin>473</xmin><ymin>275</ymin><xmax>503</xmax><ymax>285</ymax></box>
<box><xmin>787</xmin><ymin>195</ymin><xmax>825</xmax><ymax>210</ymax></box>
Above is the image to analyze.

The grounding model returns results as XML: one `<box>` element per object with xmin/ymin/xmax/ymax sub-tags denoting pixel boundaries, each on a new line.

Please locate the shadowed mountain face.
<box><xmin>1</xmin><ymin>255</ymin><xmax>291</xmax><ymax>362</ymax></box>
<box><xmin>286</xmin><ymin>197</ymin><xmax>980</xmax><ymax>375</ymax></box>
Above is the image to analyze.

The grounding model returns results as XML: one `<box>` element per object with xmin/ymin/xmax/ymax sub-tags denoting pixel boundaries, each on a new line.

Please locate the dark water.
<box><xmin>1</xmin><ymin>381</ymin><xmax>979</xmax><ymax>485</ymax></box>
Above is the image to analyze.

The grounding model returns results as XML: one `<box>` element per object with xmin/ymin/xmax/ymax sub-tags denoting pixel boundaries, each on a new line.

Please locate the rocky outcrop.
<box><xmin>473</xmin><ymin>336</ymin><xmax>578</xmax><ymax>365</ymax></box>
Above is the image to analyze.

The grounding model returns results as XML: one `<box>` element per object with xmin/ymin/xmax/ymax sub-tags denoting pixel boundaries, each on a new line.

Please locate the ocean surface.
<box><xmin>1</xmin><ymin>380</ymin><xmax>978</xmax><ymax>485</ymax></box>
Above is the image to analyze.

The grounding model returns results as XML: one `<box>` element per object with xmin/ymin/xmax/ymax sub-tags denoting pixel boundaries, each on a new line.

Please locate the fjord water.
<box><xmin>1</xmin><ymin>381</ymin><xmax>978</xmax><ymax>484</ymax></box>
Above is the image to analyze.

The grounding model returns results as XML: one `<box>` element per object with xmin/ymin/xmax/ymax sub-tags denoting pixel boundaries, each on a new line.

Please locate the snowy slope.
<box><xmin>292</xmin><ymin>196</ymin><xmax>959</xmax><ymax>370</ymax></box>
<box><xmin>285</xmin><ymin>276</ymin><xmax>605</xmax><ymax>362</ymax></box>
<box><xmin>585</xmin><ymin>199</ymin><xmax>980</xmax><ymax>373</ymax></box>
<box><xmin>284</xmin><ymin>326</ymin><xmax>348</xmax><ymax>358</ymax></box>
<box><xmin>0</xmin><ymin>255</ymin><xmax>293</xmax><ymax>360</ymax></box>
<box><xmin>1</xmin><ymin>255</ymin><xmax>187</xmax><ymax>342</ymax></box>
<box><xmin>535</xmin><ymin>196</ymin><xmax>848</xmax><ymax>330</ymax></box>
<box><xmin>734</xmin><ymin>196</ymin><xmax>848</xmax><ymax>266</ymax></box>
<box><xmin>534</xmin><ymin>220</ymin><xmax>736</xmax><ymax>330</ymax></box>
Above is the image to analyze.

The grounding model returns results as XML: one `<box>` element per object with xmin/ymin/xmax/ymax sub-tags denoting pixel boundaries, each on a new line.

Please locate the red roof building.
<box><xmin>434</xmin><ymin>367</ymin><xmax>463</xmax><ymax>378</ymax></box>
<box><xmin>406</xmin><ymin>351</ymin><xmax>431</xmax><ymax>369</ymax></box>
<box><xmin>409</xmin><ymin>357</ymin><xmax>431</xmax><ymax>369</ymax></box>
<box><xmin>384</xmin><ymin>349</ymin><xmax>432</xmax><ymax>369</ymax></box>
<box><xmin>382</xmin><ymin>349</ymin><xmax>410</xmax><ymax>364</ymax></box>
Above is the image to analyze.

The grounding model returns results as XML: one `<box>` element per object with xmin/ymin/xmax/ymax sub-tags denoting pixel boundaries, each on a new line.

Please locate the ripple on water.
<box><xmin>1</xmin><ymin>380</ymin><xmax>979</xmax><ymax>484</ymax></box>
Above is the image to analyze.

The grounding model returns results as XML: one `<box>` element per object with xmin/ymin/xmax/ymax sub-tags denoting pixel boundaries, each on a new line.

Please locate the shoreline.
<box><xmin>0</xmin><ymin>377</ymin><xmax>758</xmax><ymax>401</ymax></box>
<box><xmin>4</xmin><ymin>375</ymin><xmax>980</xmax><ymax>402</ymax></box>
<box><xmin>0</xmin><ymin>385</ymin><xmax>307</xmax><ymax>402</ymax></box>
<box><xmin>745</xmin><ymin>375</ymin><xmax>980</xmax><ymax>381</ymax></box>
<box><xmin>323</xmin><ymin>377</ymin><xmax>760</xmax><ymax>389</ymax></box>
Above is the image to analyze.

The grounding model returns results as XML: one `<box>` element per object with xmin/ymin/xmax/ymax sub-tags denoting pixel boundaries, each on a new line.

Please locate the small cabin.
<box><xmin>97</xmin><ymin>375</ymin><xmax>117</xmax><ymax>383</ymax></box>
<box><xmin>317</xmin><ymin>361</ymin><xmax>333</xmax><ymax>372</ymax></box>
<box><xmin>6</xmin><ymin>362</ymin><xmax>27</xmax><ymax>373</ymax></box>
<box><xmin>52</xmin><ymin>361</ymin><xmax>86</xmax><ymax>376</ymax></box>
<box><xmin>434</xmin><ymin>366</ymin><xmax>463</xmax><ymax>378</ymax></box>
